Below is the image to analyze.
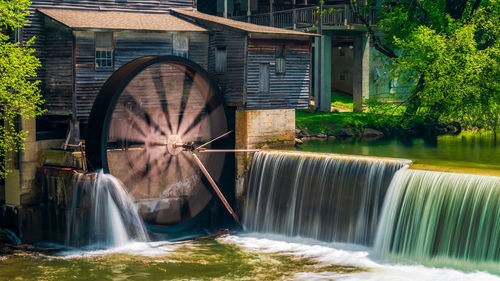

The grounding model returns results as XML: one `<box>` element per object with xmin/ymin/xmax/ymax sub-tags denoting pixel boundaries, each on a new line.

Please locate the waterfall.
<box><xmin>66</xmin><ymin>171</ymin><xmax>148</xmax><ymax>248</ymax></box>
<box><xmin>243</xmin><ymin>151</ymin><xmax>411</xmax><ymax>245</ymax></box>
<box><xmin>375</xmin><ymin>168</ymin><xmax>500</xmax><ymax>271</ymax></box>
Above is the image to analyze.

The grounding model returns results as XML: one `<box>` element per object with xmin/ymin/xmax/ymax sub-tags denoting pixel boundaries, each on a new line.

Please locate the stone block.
<box><xmin>5</xmin><ymin>169</ymin><xmax>20</xmax><ymax>206</ymax></box>
<box><xmin>22</xmin><ymin>141</ymin><xmax>39</xmax><ymax>163</ymax></box>
<box><xmin>234</xmin><ymin>109</ymin><xmax>296</xmax><ymax>213</ymax></box>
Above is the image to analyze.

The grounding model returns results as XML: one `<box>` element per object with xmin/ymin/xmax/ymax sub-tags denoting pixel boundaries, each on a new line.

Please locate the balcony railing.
<box><xmin>231</xmin><ymin>5</ymin><xmax>377</xmax><ymax>30</ymax></box>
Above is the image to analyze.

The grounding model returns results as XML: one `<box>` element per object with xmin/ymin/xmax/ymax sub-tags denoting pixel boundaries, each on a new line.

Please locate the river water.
<box><xmin>2</xmin><ymin>134</ymin><xmax>499</xmax><ymax>280</ymax></box>
<box><xmin>298</xmin><ymin>133</ymin><xmax>500</xmax><ymax>172</ymax></box>
<box><xmin>1</xmin><ymin>234</ymin><xmax>499</xmax><ymax>281</ymax></box>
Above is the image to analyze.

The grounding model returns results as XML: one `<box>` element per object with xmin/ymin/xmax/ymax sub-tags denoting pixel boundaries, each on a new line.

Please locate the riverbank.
<box><xmin>295</xmin><ymin>110</ymin><xmax>461</xmax><ymax>140</ymax></box>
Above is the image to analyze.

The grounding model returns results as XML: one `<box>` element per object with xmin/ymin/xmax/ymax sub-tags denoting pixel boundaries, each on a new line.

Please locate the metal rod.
<box><xmin>196</xmin><ymin>130</ymin><xmax>233</xmax><ymax>150</ymax></box>
<box><xmin>191</xmin><ymin>152</ymin><xmax>241</xmax><ymax>226</ymax></box>
<box><xmin>197</xmin><ymin>149</ymin><xmax>261</xmax><ymax>153</ymax></box>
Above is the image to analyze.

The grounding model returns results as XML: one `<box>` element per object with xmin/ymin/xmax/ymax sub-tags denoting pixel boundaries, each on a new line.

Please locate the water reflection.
<box><xmin>298</xmin><ymin>133</ymin><xmax>500</xmax><ymax>171</ymax></box>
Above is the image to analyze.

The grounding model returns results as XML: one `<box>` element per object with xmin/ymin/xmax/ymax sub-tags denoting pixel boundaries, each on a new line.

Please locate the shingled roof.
<box><xmin>172</xmin><ymin>10</ymin><xmax>317</xmax><ymax>39</ymax></box>
<box><xmin>38</xmin><ymin>9</ymin><xmax>208</xmax><ymax>32</ymax></box>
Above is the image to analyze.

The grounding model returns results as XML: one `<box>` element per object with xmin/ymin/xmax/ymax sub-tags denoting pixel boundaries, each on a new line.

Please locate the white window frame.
<box><xmin>173</xmin><ymin>34</ymin><xmax>189</xmax><ymax>58</ymax></box>
<box><xmin>95</xmin><ymin>32</ymin><xmax>114</xmax><ymax>70</ymax></box>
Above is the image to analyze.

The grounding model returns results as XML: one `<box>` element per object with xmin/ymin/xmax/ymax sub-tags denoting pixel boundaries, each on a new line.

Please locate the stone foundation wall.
<box><xmin>1</xmin><ymin>166</ymin><xmax>80</xmax><ymax>243</ymax></box>
<box><xmin>3</xmin><ymin>119</ymin><xmax>81</xmax><ymax>208</ymax></box>
<box><xmin>234</xmin><ymin>109</ymin><xmax>296</xmax><ymax>214</ymax></box>
<box><xmin>0</xmin><ymin>117</ymin><xmax>84</xmax><ymax>242</ymax></box>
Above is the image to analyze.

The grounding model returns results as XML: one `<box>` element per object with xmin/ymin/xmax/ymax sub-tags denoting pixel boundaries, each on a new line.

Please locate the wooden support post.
<box><xmin>224</xmin><ymin>0</ymin><xmax>228</xmax><ymax>18</ymax></box>
<box><xmin>293</xmin><ymin>9</ymin><xmax>297</xmax><ymax>30</ymax></box>
<box><xmin>353</xmin><ymin>32</ymin><xmax>370</xmax><ymax>112</ymax></box>
<box><xmin>247</xmin><ymin>0</ymin><xmax>251</xmax><ymax>22</ymax></box>
<box><xmin>269</xmin><ymin>0</ymin><xmax>274</xmax><ymax>26</ymax></box>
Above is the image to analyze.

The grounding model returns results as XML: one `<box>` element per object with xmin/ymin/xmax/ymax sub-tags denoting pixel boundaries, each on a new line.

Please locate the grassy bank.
<box><xmin>331</xmin><ymin>92</ymin><xmax>353</xmax><ymax>112</ymax></box>
<box><xmin>295</xmin><ymin>110</ymin><xmax>398</xmax><ymax>136</ymax></box>
<box><xmin>295</xmin><ymin>109</ymin><xmax>462</xmax><ymax>138</ymax></box>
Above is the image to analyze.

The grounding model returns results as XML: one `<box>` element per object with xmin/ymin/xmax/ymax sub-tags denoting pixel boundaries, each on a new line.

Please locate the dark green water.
<box><xmin>298</xmin><ymin>133</ymin><xmax>500</xmax><ymax>172</ymax></box>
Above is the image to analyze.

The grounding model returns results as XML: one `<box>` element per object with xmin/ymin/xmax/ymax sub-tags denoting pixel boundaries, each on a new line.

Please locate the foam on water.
<box><xmin>221</xmin><ymin>234</ymin><xmax>500</xmax><ymax>281</ymax></box>
<box><xmin>220</xmin><ymin>233</ymin><xmax>378</xmax><ymax>268</ymax></box>
<box><xmin>55</xmin><ymin>241</ymin><xmax>180</xmax><ymax>258</ymax></box>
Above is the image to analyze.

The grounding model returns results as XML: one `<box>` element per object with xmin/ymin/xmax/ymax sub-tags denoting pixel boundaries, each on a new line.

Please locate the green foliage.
<box><xmin>311</xmin><ymin>1</ymin><xmax>338</xmax><ymax>29</ymax></box>
<box><xmin>0</xmin><ymin>0</ymin><xmax>30</xmax><ymax>30</ymax></box>
<box><xmin>0</xmin><ymin>0</ymin><xmax>43</xmax><ymax>178</ymax></box>
<box><xmin>353</xmin><ymin>0</ymin><xmax>500</xmax><ymax>135</ymax></box>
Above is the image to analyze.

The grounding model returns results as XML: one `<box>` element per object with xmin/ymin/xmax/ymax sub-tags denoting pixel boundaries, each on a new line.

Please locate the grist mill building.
<box><xmin>1</xmin><ymin>0</ymin><xmax>315</xmax><ymax>239</ymax></box>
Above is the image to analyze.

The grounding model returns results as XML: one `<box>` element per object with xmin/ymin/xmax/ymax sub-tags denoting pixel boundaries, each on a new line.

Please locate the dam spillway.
<box><xmin>243</xmin><ymin>150</ymin><xmax>500</xmax><ymax>273</ymax></box>
<box><xmin>243</xmin><ymin>151</ymin><xmax>411</xmax><ymax>245</ymax></box>
<box><xmin>375</xmin><ymin>168</ymin><xmax>500</xmax><ymax>271</ymax></box>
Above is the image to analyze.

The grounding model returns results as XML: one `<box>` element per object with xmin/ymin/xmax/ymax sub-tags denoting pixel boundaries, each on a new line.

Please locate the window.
<box><xmin>259</xmin><ymin>63</ymin><xmax>270</xmax><ymax>93</ymax></box>
<box><xmin>95</xmin><ymin>32</ymin><xmax>113</xmax><ymax>69</ymax></box>
<box><xmin>215</xmin><ymin>47</ymin><xmax>227</xmax><ymax>73</ymax></box>
<box><xmin>275</xmin><ymin>45</ymin><xmax>286</xmax><ymax>74</ymax></box>
<box><xmin>173</xmin><ymin>34</ymin><xmax>189</xmax><ymax>58</ymax></box>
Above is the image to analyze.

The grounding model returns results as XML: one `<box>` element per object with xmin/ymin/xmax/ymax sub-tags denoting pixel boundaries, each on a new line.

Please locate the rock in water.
<box><xmin>363</xmin><ymin>128</ymin><xmax>384</xmax><ymax>138</ymax></box>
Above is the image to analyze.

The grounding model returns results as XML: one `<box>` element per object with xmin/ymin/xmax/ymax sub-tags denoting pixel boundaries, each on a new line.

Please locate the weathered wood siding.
<box><xmin>21</xmin><ymin>0</ymin><xmax>195</xmax><ymax>121</ymax></box>
<box><xmin>114</xmin><ymin>33</ymin><xmax>172</xmax><ymax>68</ymax></box>
<box><xmin>207</xmin><ymin>31</ymin><xmax>247</xmax><ymax>107</ymax></box>
<box><xmin>246</xmin><ymin>39</ymin><xmax>311</xmax><ymax>109</ymax></box>
<box><xmin>74</xmin><ymin>31</ymin><xmax>208</xmax><ymax>121</ymax></box>
<box><xmin>43</xmin><ymin>18</ymin><xmax>73</xmax><ymax>115</ymax></box>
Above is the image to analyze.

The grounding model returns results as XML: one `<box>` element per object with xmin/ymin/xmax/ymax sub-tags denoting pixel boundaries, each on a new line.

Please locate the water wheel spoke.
<box><xmin>177</xmin><ymin>72</ymin><xmax>210</xmax><ymax>138</ymax></box>
<box><xmin>152</xmin><ymin>66</ymin><xmax>175</xmax><ymax>135</ymax></box>
<box><xmin>88</xmin><ymin>56</ymin><xmax>228</xmax><ymax>226</ymax></box>
<box><xmin>180</xmin><ymin>95</ymin><xmax>220</xmax><ymax>137</ymax></box>
<box><xmin>165</xmin><ymin>66</ymin><xmax>187</xmax><ymax>135</ymax></box>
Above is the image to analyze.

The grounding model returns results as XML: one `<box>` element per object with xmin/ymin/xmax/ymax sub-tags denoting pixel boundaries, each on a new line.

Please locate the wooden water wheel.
<box><xmin>85</xmin><ymin>56</ymin><xmax>237</xmax><ymax>228</ymax></box>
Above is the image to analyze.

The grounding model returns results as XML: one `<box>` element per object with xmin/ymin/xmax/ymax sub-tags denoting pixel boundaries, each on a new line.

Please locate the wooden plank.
<box><xmin>207</xmin><ymin>31</ymin><xmax>247</xmax><ymax>106</ymax></box>
<box><xmin>74</xmin><ymin>30</ymin><xmax>210</xmax><ymax>122</ymax></box>
<box><xmin>246</xmin><ymin>44</ymin><xmax>311</xmax><ymax>109</ymax></box>
<box><xmin>43</xmin><ymin>19</ymin><xmax>73</xmax><ymax>115</ymax></box>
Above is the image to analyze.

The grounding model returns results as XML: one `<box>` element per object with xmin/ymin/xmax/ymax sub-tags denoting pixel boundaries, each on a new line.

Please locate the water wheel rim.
<box><xmin>86</xmin><ymin>55</ymin><xmax>231</xmax><ymax>229</ymax></box>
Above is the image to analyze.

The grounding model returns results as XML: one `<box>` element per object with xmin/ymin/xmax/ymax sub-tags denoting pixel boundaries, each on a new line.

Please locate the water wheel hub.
<box><xmin>167</xmin><ymin>135</ymin><xmax>184</xmax><ymax>155</ymax></box>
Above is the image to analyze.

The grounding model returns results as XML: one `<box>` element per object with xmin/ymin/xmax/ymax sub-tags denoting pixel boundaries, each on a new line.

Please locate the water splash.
<box><xmin>222</xmin><ymin>234</ymin><xmax>500</xmax><ymax>281</ymax></box>
<box><xmin>243</xmin><ymin>151</ymin><xmax>410</xmax><ymax>245</ymax></box>
<box><xmin>375</xmin><ymin>168</ymin><xmax>500</xmax><ymax>272</ymax></box>
<box><xmin>66</xmin><ymin>171</ymin><xmax>148</xmax><ymax>248</ymax></box>
<box><xmin>0</xmin><ymin>228</ymin><xmax>21</xmax><ymax>244</ymax></box>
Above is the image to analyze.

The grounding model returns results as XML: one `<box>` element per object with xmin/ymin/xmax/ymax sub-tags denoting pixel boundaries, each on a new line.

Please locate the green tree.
<box><xmin>351</xmin><ymin>0</ymin><xmax>500</xmax><ymax>136</ymax></box>
<box><xmin>0</xmin><ymin>0</ymin><xmax>43</xmax><ymax>178</ymax></box>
